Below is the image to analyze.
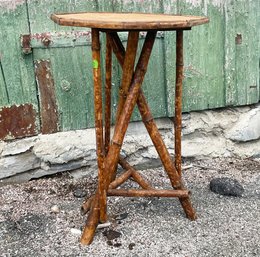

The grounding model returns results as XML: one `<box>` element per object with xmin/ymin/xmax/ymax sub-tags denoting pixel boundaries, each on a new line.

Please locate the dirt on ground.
<box><xmin>0</xmin><ymin>157</ymin><xmax>259</xmax><ymax>257</ymax></box>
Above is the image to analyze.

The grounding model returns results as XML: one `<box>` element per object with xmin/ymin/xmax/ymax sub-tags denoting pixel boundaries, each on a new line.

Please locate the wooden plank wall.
<box><xmin>0</xmin><ymin>0</ymin><xmax>259</xmax><ymax>138</ymax></box>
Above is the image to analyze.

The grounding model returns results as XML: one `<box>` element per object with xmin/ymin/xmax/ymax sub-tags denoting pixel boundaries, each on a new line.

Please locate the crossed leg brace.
<box><xmin>80</xmin><ymin>29</ymin><xmax>196</xmax><ymax>245</ymax></box>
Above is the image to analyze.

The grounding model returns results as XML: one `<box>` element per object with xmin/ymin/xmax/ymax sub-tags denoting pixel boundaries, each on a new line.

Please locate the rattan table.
<box><xmin>51</xmin><ymin>12</ymin><xmax>209</xmax><ymax>245</ymax></box>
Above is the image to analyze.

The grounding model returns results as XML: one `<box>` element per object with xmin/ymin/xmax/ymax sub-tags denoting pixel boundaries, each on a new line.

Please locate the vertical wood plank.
<box><xmin>225</xmin><ymin>0</ymin><xmax>260</xmax><ymax>106</ymax></box>
<box><xmin>35</xmin><ymin>60</ymin><xmax>59</xmax><ymax>134</ymax></box>
<box><xmin>162</xmin><ymin>0</ymin><xmax>178</xmax><ymax>116</ymax></box>
<box><xmin>0</xmin><ymin>3</ymin><xmax>37</xmax><ymax>108</ymax></box>
<box><xmin>234</xmin><ymin>0</ymin><xmax>259</xmax><ymax>104</ymax></box>
<box><xmin>224</xmin><ymin>0</ymin><xmax>237</xmax><ymax>106</ymax></box>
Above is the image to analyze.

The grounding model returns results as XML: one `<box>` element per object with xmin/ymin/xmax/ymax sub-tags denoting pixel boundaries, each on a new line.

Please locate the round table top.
<box><xmin>51</xmin><ymin>12</ymin><xmax>209</xmax><ymax>30</ymax></box>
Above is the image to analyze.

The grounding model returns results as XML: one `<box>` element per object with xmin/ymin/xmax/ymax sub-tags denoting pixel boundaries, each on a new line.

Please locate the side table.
<box><xmin>51</xmin><ymin>12</ymin><xmax>209</xmax><ymax>245</ymax></box>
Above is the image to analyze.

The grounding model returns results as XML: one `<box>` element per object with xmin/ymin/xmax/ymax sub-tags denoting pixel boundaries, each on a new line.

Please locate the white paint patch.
<box><xmin>211</xmin><ymin>0</ymin><xmax>225</xmax><ymax>8</ymax></box>
<box><xmin>0</xmin><ymin>0</ymin><xmax>25</xmax><ymax>10</ymax></box>
<box><xmin>185</xmin><ymin>0</ymin><xmax>203</xmax><ymax>8</ymax></box>
<box><xmin>185</xmin><ymin>0</ymin><xmax>224</xmax><ymax>14</ymax></box>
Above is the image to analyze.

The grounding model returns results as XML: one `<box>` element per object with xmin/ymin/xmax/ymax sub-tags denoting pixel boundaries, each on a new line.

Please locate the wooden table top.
<box><xmin>51</xmin><ymin>12</ymin><xmax>209</xmax><ymax>30</ymax></box>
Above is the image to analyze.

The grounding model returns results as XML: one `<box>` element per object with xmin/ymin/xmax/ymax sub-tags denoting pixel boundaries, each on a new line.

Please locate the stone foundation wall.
<box><xmin>1</xmin><ymin>104</ymin><xmax>259</xmax><ymax>183</ymax></box>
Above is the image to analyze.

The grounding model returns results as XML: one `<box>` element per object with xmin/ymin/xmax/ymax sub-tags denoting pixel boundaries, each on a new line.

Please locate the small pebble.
<box><xmin>73</xmin><ymin>188</ymin><xmax>87</xmax><ymax>198</ymax></box>
<box><xmin>107</xmin><ymin>240</ymin><xmax>113</xmax><ymax>246</ymax></box>
<box><xmin>115</xmin><ymin>212</ymin><xmax>128</xmax><ymax>221</ymax></box>
<box><xmin>113</xmin><ymin>242</ymin><xmax>122</xmax><ymax>247</ymax></box>
<box><xmin>70</xmin><ymin>228</ymin><xmax>82</xmax><ymax>235</ymax></box>
<box><xmin>103</xmin><ymin>229</ymin><xmax>122</xmax><ymax>240</ymax></box>
<box><xmin>97</xmin><ymin>222</ymin><xmax>111</xmax><ymax>229</ymax></box>
<box><xmin>50</xmin><ymin>205</ymin><xmax>60</xmax><ymax>213</ymax></box>
<box><xmin>129</xmin><ymin>243</ymin><xmax>136</xmax><ymax>250</ymax></box>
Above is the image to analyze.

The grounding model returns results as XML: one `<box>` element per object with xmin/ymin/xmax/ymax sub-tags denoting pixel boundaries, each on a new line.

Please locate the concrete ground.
<box><xmin>0</xmin><ymin>157</ymin><xmax>259</xmax><ymax>257</ymax></box>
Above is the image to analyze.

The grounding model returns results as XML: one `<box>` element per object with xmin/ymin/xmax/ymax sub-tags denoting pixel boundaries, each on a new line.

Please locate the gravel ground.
<box><xmin>0</xmin><ymin>157</ymin><xmax>259</xmax><ymax>257</ymax></box>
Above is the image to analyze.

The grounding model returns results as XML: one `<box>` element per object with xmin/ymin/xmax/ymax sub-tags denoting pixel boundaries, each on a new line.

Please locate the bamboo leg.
<box><xmin>115</xmin><ymin>31</ymin><xmax>139</xmax><ymax>121</ymax></box>
<box><xmin>109</xmin><ymin>32</ymin><xmax>196</xmax><ymax>220</ymax></box>
<box><xmin>174</xmin><ymin>30</ymin><xmax>197</xmax><ymax>219</ymax></box>
<box><xmin>105</xmin><ymin>33</ymin><xmax>112</xmax><ymax>155</ymax></box>
<box><xmin>109</xmin><ymin>32</ymin><xmax>125</xmax><ymax>67</ymax></box>
<box><xmin>92</xmin><ymin>29</ymin><xmax>107</xmax><ymax>224</ymax></box>
<box><xmin>81</xmin><ymin>29</ymin><xmax>106</xmax><ymax>245</ymax></box>
<box><xmin>175</xmin><ymin>30</ymin><xmax>183</xmax><ymax>176</ymax></box>
<box><xmin>81</xmin><ymin>201</ymin><xmax>100</xmax><ymax>245</ymax></box>
<box><xmin>138</xmin><ymin>93</ymin><xmax>196</xmax><ymax>220</ymax></box>
<box><xmin>112</xmin><ymin>31</ymin><xmax>139</xmax><ymax>183</ymax></box>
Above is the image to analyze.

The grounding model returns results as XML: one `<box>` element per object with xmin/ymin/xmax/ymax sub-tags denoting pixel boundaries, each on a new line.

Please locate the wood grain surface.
<box><xmin>51</xmin><ymin>12</ymin><xmax>209</xmax><ymax>30</ymax></box>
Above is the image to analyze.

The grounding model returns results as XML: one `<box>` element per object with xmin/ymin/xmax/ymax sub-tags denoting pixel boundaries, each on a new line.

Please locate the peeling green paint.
<box><xmin>92</xmin><ymin>60</ymin><xmax>99</xmax><ymax>69</ymax></box>
<box><xmin>0</xmin><ymin>0</ymin><xmax>25</xmax><ymax>11</ymax></box>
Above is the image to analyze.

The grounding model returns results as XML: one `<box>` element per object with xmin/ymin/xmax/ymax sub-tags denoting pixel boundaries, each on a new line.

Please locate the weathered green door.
<box><xmin>0</xmin><ymin>0</ymin><xmax>259</xmax><ymax>140</ymax></box>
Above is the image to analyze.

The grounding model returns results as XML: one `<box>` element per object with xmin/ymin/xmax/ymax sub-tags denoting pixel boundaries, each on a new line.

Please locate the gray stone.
<box><xmin>210</xmin><ymin>177</ymin><xmax>244</xmax><ymax>197</ymax></box>
<box><xmin>73</xmin><ymin>188</ymin><xmax>87</xmax><ymax>198</ymax></box>
<box><xmin>1</xmin><ymin>137</ymin><xmax>37</xmax><ymax>156</ymax></box>
<box><xmin>226</xmin><ymin>106</ymin><xmax>260</xmax><ymax>142</ymax></box>
<box><xmin>33</xmin><ymin>130</ymin><xmax>96</xmax><ymax>164</ymax></box>
<box><xmin>0</xmin><ymin>152</ymin><xmax>41</xmax><ymax>179</ymax></box>
<box><xmin>103</xmin><ymin>229</ymin><xmax>122</xmax><ymax>240</ymax></box>
<box><xmin>50</xmin><ymin>205</ymin><xmax>60</xmax><ymax>213</ymax></box>
<box><xmin>0</xmin><ymin>160</ymin><xmax>91</xmax><ymax>185</ymax></box>
<box><xmin>115</xmin><ymin>212</ymin><xmax>128</xmax><ymax>221</ymax></box>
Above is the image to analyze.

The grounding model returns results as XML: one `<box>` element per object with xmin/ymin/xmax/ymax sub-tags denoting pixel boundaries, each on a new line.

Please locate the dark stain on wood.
<box><xmin>21</xmin><ymin>34</ymin><xmax>32</xmax><ymax>54</ymax></box>
<box><xmin>35</xmin><ymin>60</ymin><xmax>59</xmax><ymax>134</ymax></box>
<box><xmin>0</xmin><ymin>104</ymin><xmax>37</xmax><ymax>140</ymax></box>
<box><xmin>235</xmin><ymin>33</ymin><xmax>242</xmax><ymax>45</ymax></box>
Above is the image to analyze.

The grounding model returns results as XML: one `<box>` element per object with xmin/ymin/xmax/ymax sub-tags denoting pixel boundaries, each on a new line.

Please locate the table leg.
<box><xmin>175</xmin><ymin>30</ymin><xmax>183</xmax><ymax>176</ymax></box>
<box><xmin>91</xmin><ymin>28</ymin><xmax>106</xmax><ymax>223</ymax></box>
<box><xmin>115</xmin><ymin>31</ymin><xmax>139</xmax><ymax>121</ymax></box>
<box><xmin>112</xmin><ymin>31</ymin><xmax>139</xmax><ymax>183</ymax></box>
